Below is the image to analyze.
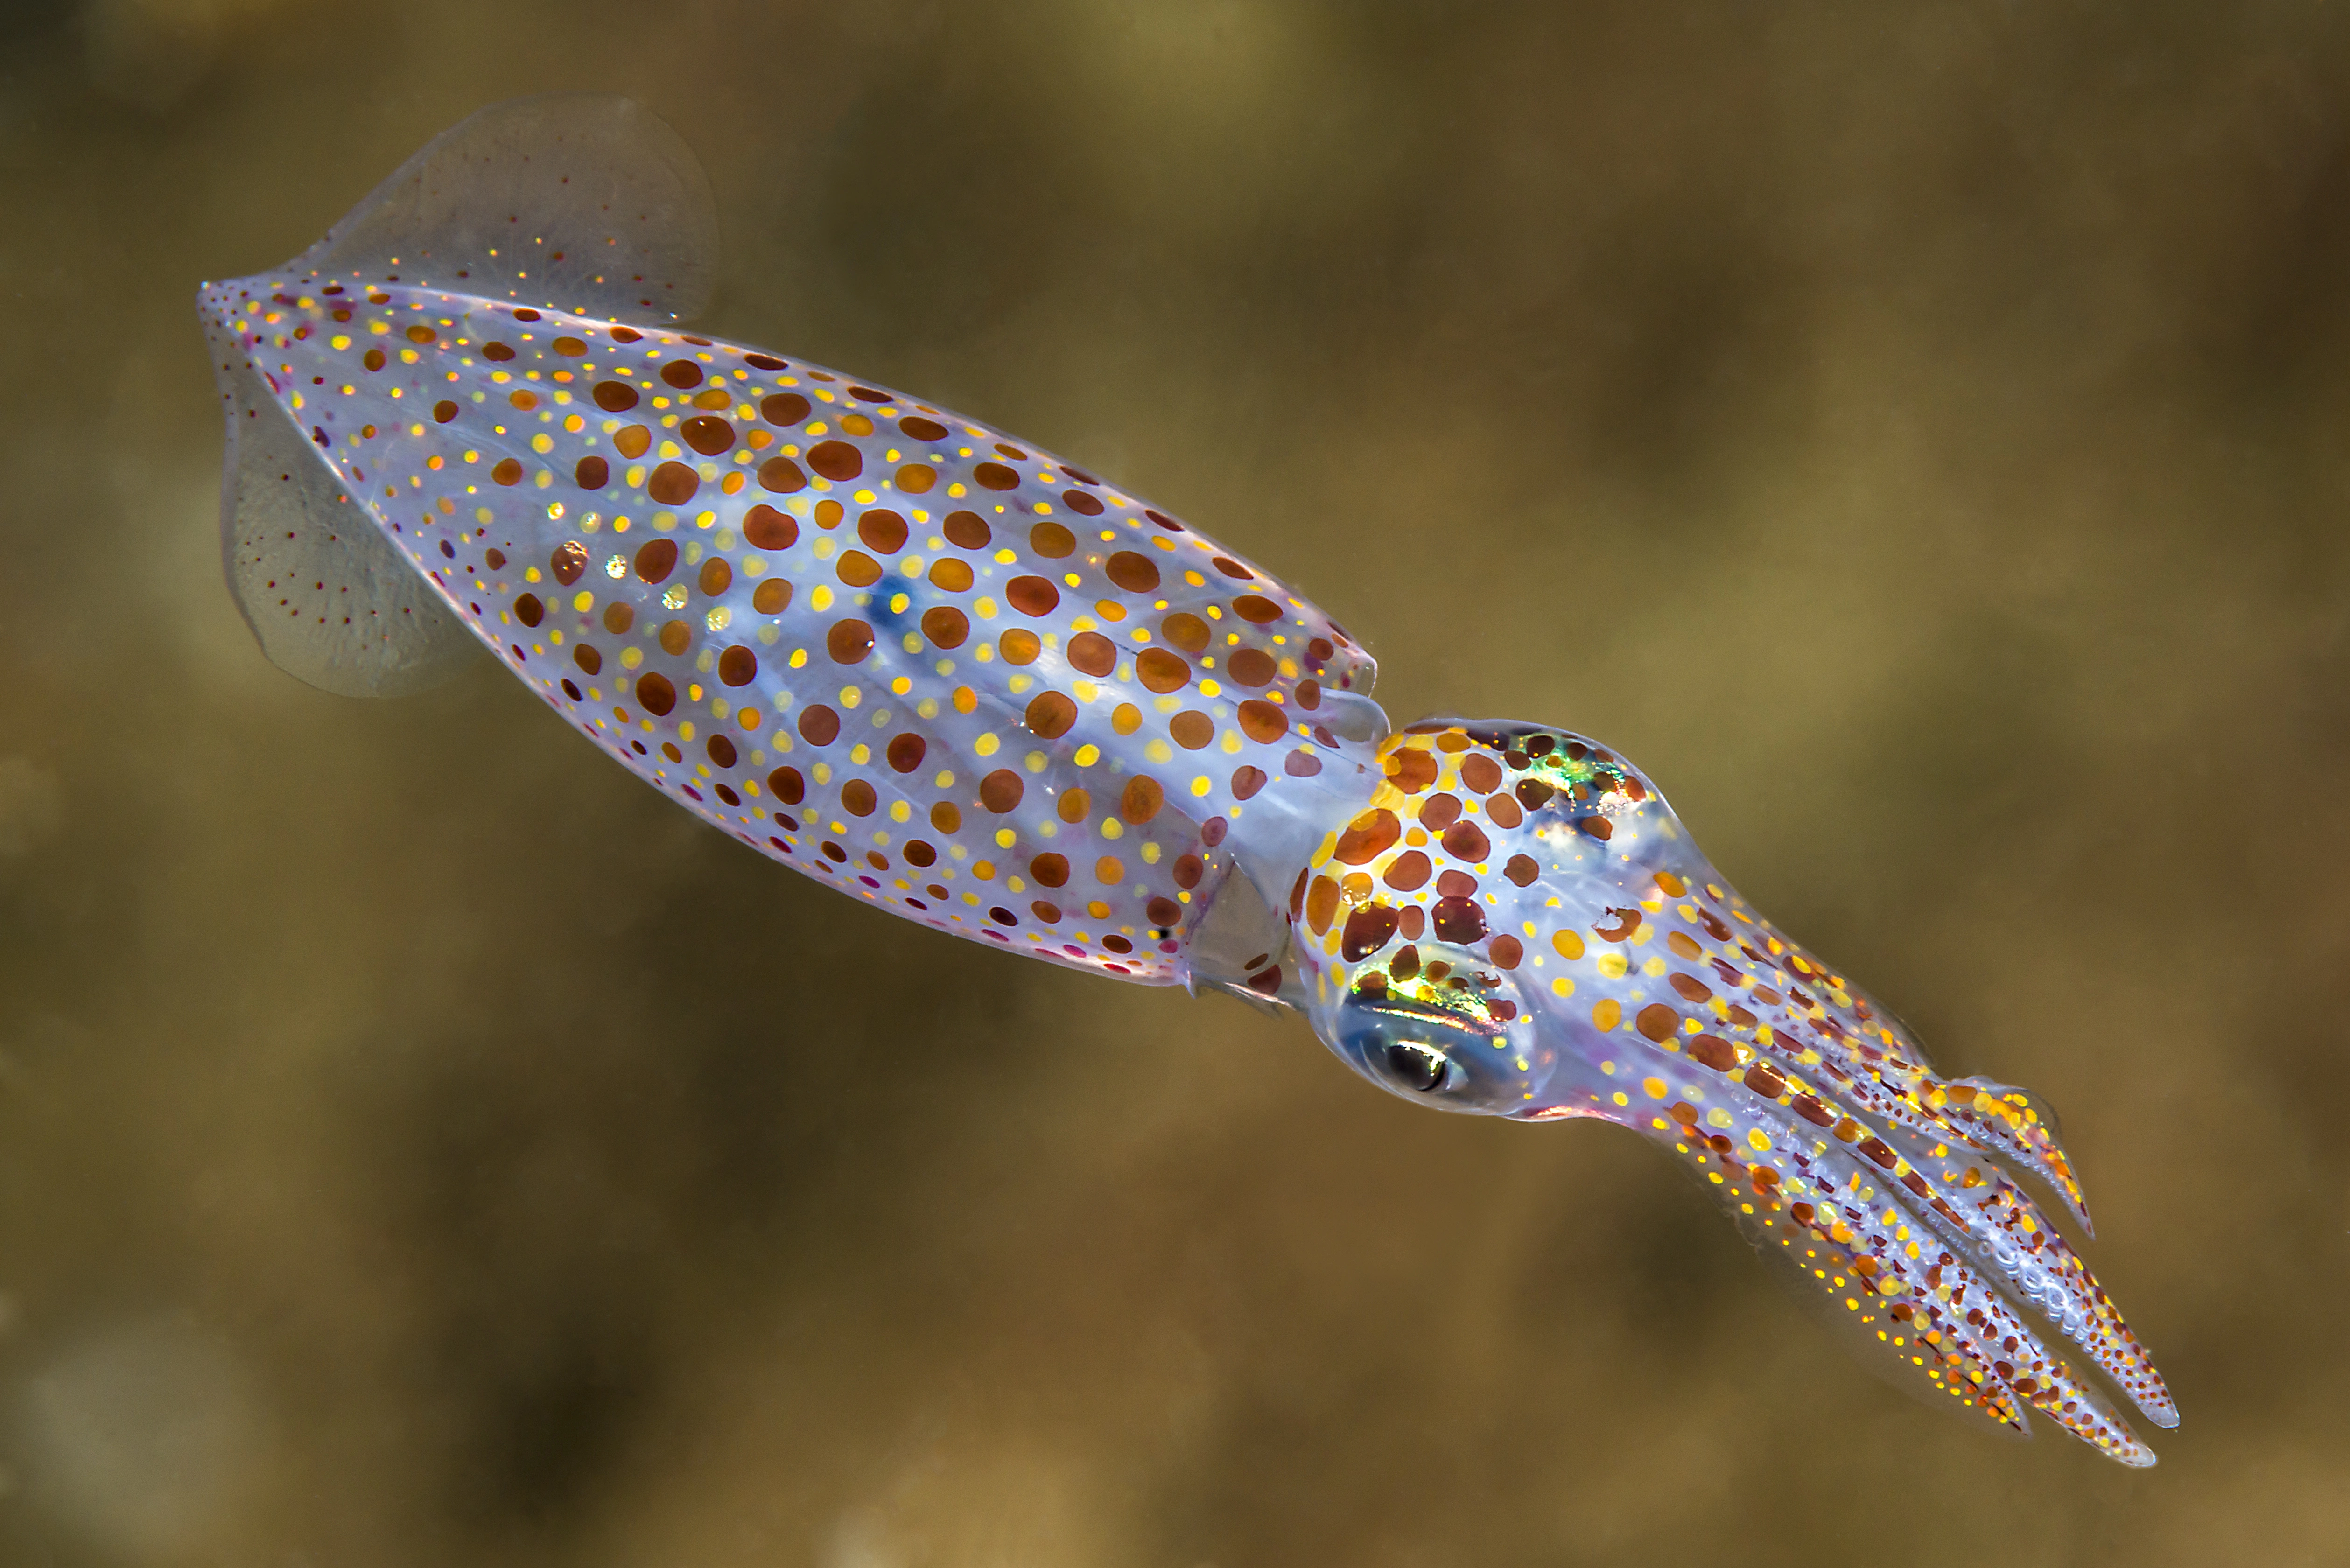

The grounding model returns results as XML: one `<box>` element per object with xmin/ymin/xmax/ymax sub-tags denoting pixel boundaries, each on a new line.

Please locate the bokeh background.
<box><xmin>1</xmin><ymin>0</ymin><xmax>2345</xmax><ymax>1563</ymax></box>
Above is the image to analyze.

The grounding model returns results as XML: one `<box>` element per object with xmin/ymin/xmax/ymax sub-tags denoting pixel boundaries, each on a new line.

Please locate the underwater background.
<box><xmin>1</xmin><ymin>0</ymin><xmax>2345</xmax><ymax>1562</ymax></box>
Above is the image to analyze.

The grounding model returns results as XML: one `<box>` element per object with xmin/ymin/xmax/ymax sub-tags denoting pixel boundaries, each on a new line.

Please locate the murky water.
<box><xmin>2</xmin><ymin>2</ymin><xmax>2345</xmax><ymax>1563</ymax></box>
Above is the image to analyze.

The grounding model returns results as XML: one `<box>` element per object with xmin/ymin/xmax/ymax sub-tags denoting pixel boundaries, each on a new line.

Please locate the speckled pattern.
<box><xmin>199</xmin><ymin>95</ymin><xmax>2173</xmax><ymax>1467</ymax></box>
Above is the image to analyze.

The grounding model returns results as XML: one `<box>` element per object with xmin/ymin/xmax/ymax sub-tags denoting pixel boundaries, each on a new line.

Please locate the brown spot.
<box><xmin>1419</xmin><ymin>794</ymin><xmax>1462</xmax><ymax>833</ymax></box>
<box><xmin>1305</xmin><ymin>876</ymin><xmax>1341</xmax><ymax>934</ymax></box>
<box><xmin>1593</xmin><ymin>908</ymin><xmax>1641</xmax><ymax>942</ymax></box>
<box><xmin>807</xmin><ymin>441</ymin><xmax>862</xmax><ymax>481</ymax></box>
<box><xmin>363</xmin><ymin>348</ymin><xmax>385</xmax><ymax>371</ymax></box>
<box><xmin>1745</xmin><ymin>1063</ymin><xmax>1787</xmax><ymax>1099</ymax></box>
<box><xmin>1017</xmin><ymin>523</ymin><xmax>1072</xmax><ymax>561</ymax></box>
<box><xmin>858</xmin><ymin>509</ymin><xmax>909</xmax><ymax>554</ymax></box>
<box><xmin>615</xmin><ymin>425</ymin><xmax>652</xmax><ymax>460</ymax></box>
<box><xmin>1635</xmin><ymin>1003</ymin><xmax>1678</xmax><ymax>1042</ymax></box>
<box><xmin>718</xmin><ymin>646</ymin><xmax>757</xmax><ymax>686</ymax></box>
<box><xmin>1386</xmin><ymin>750</ymin><xmax>1438</xmax><ymax>793</ymax></box>
<box><xmin>1431</xmin><ymin>897</ymin><xmax>1487</xmax><ymax>944</ymax></box>
<box><xmin>1502</xmin><ymin>854</ymin><xmax>1540</xmax><ymax>887</ymax></box>
<box><xmin>944</xmin><ymin>511</ymin><xmax>990</xmax><ymax>549</ymax></box>
<box><xmin>841</xmin><ymin>780</ymin><xmax>877</xmax><ymax>817</ymax></box>
<box><xmin>1435</xmin><ymin>870</ymin><xmax>1478</xmax><ymax>899</ymax></box>
<box><xmin>931</xmin><ymin>802</ymin><xmax>962</xmax><ymax>833</ymax></box>
<box><xmin>920</xmin><ymin>607</ymin><xmax>969</xmax><ymax>648</ymax></box>
<box><xmin>553</xmin><ymin>336</ymin><xmax>587</xmax><ymax>357</ymax></box>
<box><xmin>1577</xmin><ymin>817</ymin><xmax>1614</xmax><ymax>841</ymax></box>
<box><xmin>404</xmin><ymin>323</ymin><xmax>436</xmax><ymax>344</ymax></box>
<box><xmin>900</xmin><ymin>414</ymin><xmax>947</xmax><ymax>441</ymax></box>
<box><xmin>1489</xmin><ymin>935</ymin><xmax>1523</xmax><ymax>968</ymax></box>
<box><xmin>634</xmin><ymin>539</ymin><xmax>678</xmax><ymax>582</ymax></box>
<box><xmin>758</xmin><ymin>457</ymin><xmax>806</xmax><ymax>493</ymax></box>
<box><xmin>1062</xmin><ymin>489</ymin><xmax>1104</xmax><ymax>516</ymax></box>
<box><xmin>1669</xmin><ymin>972</ymin><xmax>1713</xmax><ymax>1004</ymax></box>
<box><xmin>1460</xmin><ymin>755</ymin><xmax>1502</xmax><ymax>793</ymax></box>
<box><xmin>707</xmin><ymin>734</ymin><xmax>737</xmax><ymax>768</ymax></box>
<box><xmin>481</xmin><ymin>342</ymin><xmax>514</xmax><ymax>361</ymax></box>
<box><xmin>545</xmin><ymin>541</ymin><xmax>587</xmax><ymax>586</ymax></box>
<box><xmin>1006</xmin><ymin>576</ymin><xmax>1059</xmax><ymax>616</ymax></box>
<box><xmin>827</xmin><ymin>620</ymin><xmax>874</xmax><ymax>664</ymax></box>
<box><xmin>635</xmin><ymin>672</ymin><xmax>677</xmax><ymax>716</ymax></box>
<box><xmin>1147</xmin><ymin>896</ymin><xmax>1183</xmax><ymax>929</ymax></box>
<box><xmin>1057</xmin><ymin>789</ymin><xmax>1091</xmax><ymax>824</ymax></box>
<box><xmin>679</xmin><ymin>415</ymin><xmax>735</xmax><ymax>456</ymax></box>
<box><xmin>1168</xmin><ymin>710</ymin><xmax>1214</xmax><ymax>749</ymax></box>
<box><xmin>1222</xmin><ymin>595</ymin><xmax>1277</xmax><ymax>627</ymax></box>
<box><xmin>1136</xmin><ymin>647</ymin><xmax>1190</xmax><ymax>693</ymax></box>
<box><xmin>1335</xmin><ymin>809</ymin><xmax>1402</xmax><ymax>865</ymax></box>
<box><xmin>572</xmin><ymin>455</ymin><xmax>609</xmax><ymax>490</ymax></box>
<box><xmin>433</xmin><ymin>400</ymin><xmax>459</xmax><ymax>422</ymax></box>
<box><xmin>602</xmin><ymin>602</ymin><xmax>634</xmax><ymax>634</ymax></box>
<box><xmin>999</xmin><ymin>629</ymin><xmax>1041</xmax><ymax>664</ymax></box>
<box><xmin>593</xmin><ymin>380</ymin><xmax>639</xmax><ymax>412</ymax></box>
<box><xmin>648</xmin><ymin>462</ymin><xmax>700</xmax><ymax>505</ymax></box>
<box><xmin>1515</xmin><ymin>778</ymin><xmax>1555</xmax><ymax>810</ymax></box>
<box><xmin>974</xmin><ymin>461</ymin><xmax>1020</xmax><ymax>490</ymax></box>
<box><xmin>928</xmin><ymin>558</ymin><xmax>974</xmax><ymax>592</ymax></box>
<box><xmin>1341</xmin><ymin>905</ymin><xmax>1400</xmax><ymax>962</ymax></box>
<box><xmin>1667</xmin><ymin>931</ymin><xmax>1703</xmax><ymax>960</ymax></box>
<box><xmin>659</xmin><ymin>620</ymin><xmax>690</xmax><ymax>655</ymax></box>
<box><xmin>491</xmin><ymin>458</ymin><xmax>524</xmax><ymax>486</ymax></box>
<box><xmin>835</xmin><ymin>551</ymin><xmax>883</xmax><ymax>588</ymax></box>
<box><xmin>1211</xmin><ymin>555</ymin><xmax>1252</xmax><ymax>579</ymax></box>
<box><xmin>1161</xmin><ymin>613</ymin><xmax>1211</xmax><ymax>653</ymax></box>
<box><xmin>572</xmin><ymin>643</ymin><xmax>602</xmax><ymax>675</ymax></box>
<box><xmin>1236</xmin><ymin>700</ymin><xmax>1287</xmax><ymax>743</ymax></box>
<box><xmin>1485</xmin><ymin>794</ymin><xmax>1523</xmax><ymax>829</ymax></box>
<box><xmin>882</xmin><ymin>733</ymin><xmax>926</xmax><ymax>774</ymax></box>
<box><xmin>698</xmin><ymin>558</ymin><xmax>733</xmax><ymax>596</ymax></box>
<box><xmin>1105</xmin><ymin>552</ymin><xmax>1159</xmax><ymax>593</ymax></box>
<box><xmin>752</xmin><ymin>579</ymin><xmax>792</xmax><ymax>614</ymax></box>
<box><xmin>1858</xmin><ymin>1137</ymin><xmax>1898</xmax><ymax>1170</ymax></box>
<box><xmin>659</xmin><ymin>359</ymin><xmax>704</xmax><ymax>389</ymax></box>
<box><xmin>1439</xmin><ymin>820</ymin><xmax>1490</xmax><ymax>862</ymax></box>
<box><xmin>1172</xmin><ymin>853</ymin><xmax>1203</xmax><ymax>889</ymax></box>
<box><xmin>1792</xmin><ymin>1094</ymin><xmax>1834</xmax><ymax>1127</ymax></box>
<box><xmin>1068</xmin><ymin>631</ymin><xmax>1116</xmax><ymax>676</ymax></box>
<box><xmin>980</xmin><ymin>770</ymin><xmax>1025</xmax><ymax>812</ymax></box>
<box><xmin>1688</xmin><ymin>1035</ymin><xmax>1738</xmax><ymax>1072</ymax></box>
<box><xmin>1382</xmin><ymin>851</ymin><xmax>1431</xmax><ymax>891</ymax></box>
<box><xmin>1029</xmin><ymin>853</ymin><xmax>1069</xmax><ymax>887</ymax></box>
<box><xmin>1226</xmin><ymin>648</ymin><xmax>1276</xmax><ymax>687</ymax></box>
<box><xmin>1230</xmin><ymin>766</ymin><xmax>1268</xmax><ymax>799</ymax></box>
<box><xmin>1398</xmin><ymin>906</ymin><xmax>1424</xmax><ymax>941</ymax></box>
<box><xmin>904</xmin><ymin>840</ymin><xmax>937</xmax><ymax>867</ymax></box>
<box><xmin>762</xmin><ymin>392</ymin><xmax>811</xmax><ymax>426</ymax></box>
<box><xmin>1121</xmin><ymin>776</ymin><xmax>1164</xmax><ymax>823</ymax></box>
<box><xmin>1025</xmin><ymin>691</ymin><xmax>1078</xmax><ymax>739</ymax></box>
<box><xmin>896</xmin><ymin>463</ymin><xmax>936</xmax><ymax>494</ymax></box>
<box><xmin>798</xmin><ymin>705</ymin><xmax>841</xmax><ymax>745</ymax></box>
<box><xmin>744</xmin><ymin>505</ymin><xmax>797</xmax><ymax>551</ymax></box>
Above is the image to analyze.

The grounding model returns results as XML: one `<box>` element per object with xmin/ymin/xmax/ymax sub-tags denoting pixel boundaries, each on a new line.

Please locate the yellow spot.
<box><xmin>1592</xmin><ymin>999</ymin><xmax>1621</xmax><ymax>1031</ymax></box>
<box><xmin>1550</xmin><ymin>976</ymin><xmax>1575</xmax><ymax>998</ymax></box>
<box><xmin>1191</xmin><ymin>776</ymin><xmax>1212</xmax><ymax>797</ymax></box>
<box><xmin>1641</xmin><ymin>1077</ymin><xmax>1667</xmax><ymax>1100</ymax></box>
<box><xmin>975</xmin><ymin>733</ymin><xmax>1000</xmax><ymax>757</ymax></box>
<box><xmin>572</xmin><ymin>590</ymin><xmax>593</xmax><ymax>613</ymax></box>
<box><xmin>1611</xmin><ymin>1092</ymin><xmax>1630</xmax><ymax>1107</ymax></box>
<box><xmin>1552</xmin><ymin>929</ymin><xmax>1585</xmax><ymax>960</ymax></box>
<box><xmin>1596</xmin><ymin>952</ymin><xmax>1629</xmax><ymax>979</ymax></box>
<box><xmin>1073</xmin><ymin>744</ymin><xmax>1101</xmax><ymax>766</ymax></box>
<box><xmin>1748</xmin><ymin>1129</ymin><xmax>1773</xmax><ymax>1152</ymax></box>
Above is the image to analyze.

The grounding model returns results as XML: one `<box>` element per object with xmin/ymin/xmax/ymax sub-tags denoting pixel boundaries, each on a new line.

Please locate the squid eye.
<box><xmin>1383</xmin><ymin>1042</ymin><xmax>1449</xmax><ymax>1093</ymax></box>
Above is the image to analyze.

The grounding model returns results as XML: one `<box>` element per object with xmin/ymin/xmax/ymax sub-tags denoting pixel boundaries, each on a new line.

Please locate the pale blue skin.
<box><xmin>199</xmin><ymin>94</ymin><xmax>2175</xmax><ymax>1467</ymax></box>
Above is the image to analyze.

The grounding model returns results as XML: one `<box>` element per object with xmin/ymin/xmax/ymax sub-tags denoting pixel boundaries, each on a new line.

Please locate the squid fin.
<box><xmin>297</xmin><ymin>94</ymin><xmax>716</xmax><ymax>325</ymax></box>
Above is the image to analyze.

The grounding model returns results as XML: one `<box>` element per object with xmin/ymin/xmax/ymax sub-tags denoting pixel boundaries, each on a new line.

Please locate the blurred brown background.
<box><xmin>0</xmin><ymin>1</ymin><xmax>2344</xmax><ymax>1563</ymax></box>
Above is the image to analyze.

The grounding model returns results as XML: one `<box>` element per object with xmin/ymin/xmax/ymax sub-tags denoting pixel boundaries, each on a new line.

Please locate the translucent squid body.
<box><xmin>198</xmin><ymin>97</ymin><xmax>2176</xmax><ymax>1464</ymax></box>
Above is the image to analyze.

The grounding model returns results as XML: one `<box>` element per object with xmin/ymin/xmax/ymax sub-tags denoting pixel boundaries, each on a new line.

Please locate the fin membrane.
<box><xmin>297</xmin><ymin>94</ymin><xmax>716</xmax><ymax>325</ymax></box>
<box><xmin>211</xmin><ymin>352</ymin><xmax>476</xmax><ymax>698</ymax></box>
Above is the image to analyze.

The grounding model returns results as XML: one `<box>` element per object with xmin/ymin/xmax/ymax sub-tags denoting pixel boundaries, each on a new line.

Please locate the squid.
<box><xmin>197</xmin><ymin>95</ymin><xmax>2175</xmax><ymax>1463</ymax></box>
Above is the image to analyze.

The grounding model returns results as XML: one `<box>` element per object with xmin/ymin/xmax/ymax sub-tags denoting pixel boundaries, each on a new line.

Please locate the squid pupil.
<box><xmin>1385</xmin><ymin>1043</ymin><xmax>1446</xmax><ymax>1092</ymax></box>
